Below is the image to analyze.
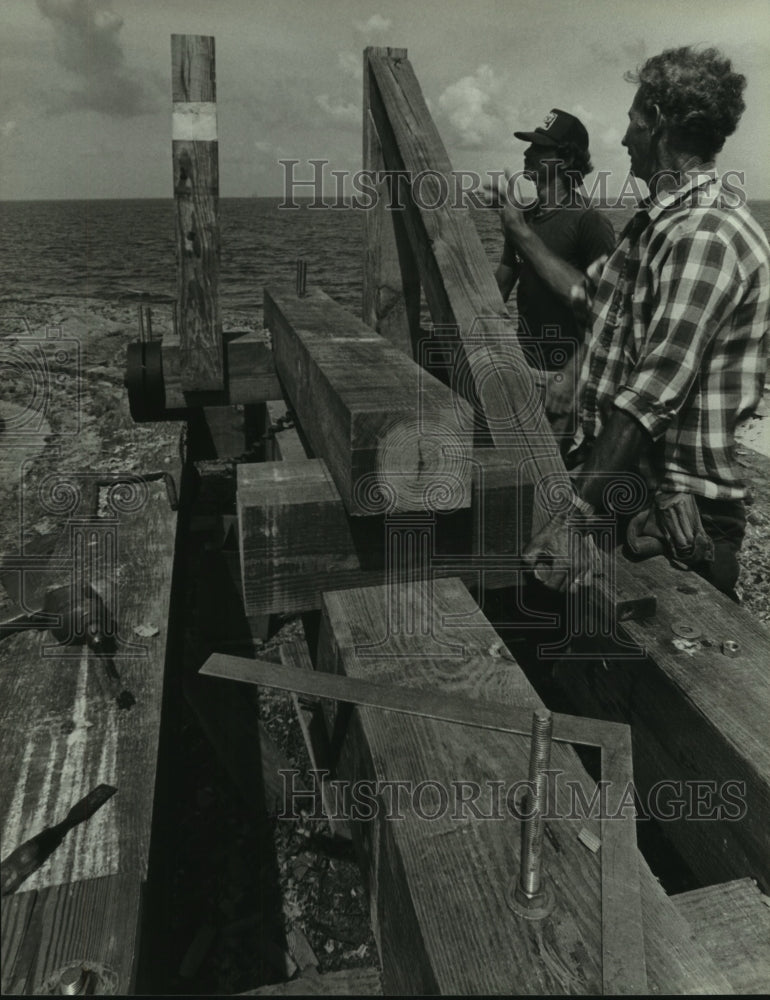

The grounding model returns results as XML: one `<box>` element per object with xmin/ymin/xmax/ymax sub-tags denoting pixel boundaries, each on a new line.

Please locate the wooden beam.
<box><xmin>161</xmin><ymin>332</ymin><xmax>282</xmax><ymax>410</ymax></box>
<box><xmin>237</xmin><ymin>459</ymin><xmax>368</xmax><ymax>615</ymax></box>
<box><xmin>362</xmin><ymin>48</ymin><xmax>420</xmax><ymax>357</ymax></box>
<box><xmin>264</xmin><ymin>399</ymin><xmax>310</xmax><ymax>464</ymax></box>
<box><xmin>672</xmin><ymin>878</ymin><xmax>770</xmax><ymax>995</ymax></box>
<box><xmin>0</xmin><ymin>471</ymin><xmax>180</xmax><ymax>991</ymax></box>
<box><xmin>264</xmin><ymin>284</ymin><xmax>473</xmax><ymax>516</ymax></box>
<box><xmin>310</xmin><ymin>577</ymin><xmax>732</xmax><ymax>994</ymax></box>
<box><xmin>365</xmin><ymin>48</ymin><xmax>569</xmax><ymax>537</ymax></box>
<box><xmin>1</xmin><ymin>875</ymin><xmax>141</xmax><ymax>994</ymax></box>
<box><xmin>564</xmin><ymin>553</ymin><xmax>770</xmax><ymax>891</ymax></box>
<box><xmin>171</xmin><ymin>34</ymin><xmax>224</xmax><ymax>391</ymax></box>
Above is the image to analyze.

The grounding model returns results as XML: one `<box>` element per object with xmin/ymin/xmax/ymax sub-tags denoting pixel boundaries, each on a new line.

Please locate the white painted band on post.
<box><xmin>172</xmin><ymin>102</ymin><xmax>218</xmax><ymax>141</ymax></box>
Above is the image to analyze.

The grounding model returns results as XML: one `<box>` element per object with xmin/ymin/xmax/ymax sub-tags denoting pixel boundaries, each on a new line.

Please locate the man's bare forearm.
<box><xmin>572</xmin><ymin>408</ymin><xmax>649</xmax><ymax>510</ymax></box>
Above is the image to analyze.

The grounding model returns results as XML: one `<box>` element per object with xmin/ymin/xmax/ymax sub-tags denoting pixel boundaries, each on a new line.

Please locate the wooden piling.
<box><xmin>171</xmin><ymin>34</ymin><xmax>224</xmax><ymax>392</ymax></box>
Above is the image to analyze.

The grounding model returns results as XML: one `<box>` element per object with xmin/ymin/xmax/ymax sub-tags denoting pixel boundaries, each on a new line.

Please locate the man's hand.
<box><xmin>523</xmin><ymin>514</ymin><xmax>604</xmax><ymax>593</ymax></box>
<box><xmin>569</xmin><ymin>254</ymin><xmax>608</xmax><ymax>326</ymax></box>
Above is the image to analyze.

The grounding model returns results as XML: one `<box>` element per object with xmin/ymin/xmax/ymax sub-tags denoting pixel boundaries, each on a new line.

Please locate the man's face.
<box><xmin>622</xmin><ymin>90</ymin><xmax>654</xmax><ymax>182</ymax></box>
<box><xmin>523</xmin><ymin>142</ymin><xmax>561</xmax><ymax>186</ymax></box>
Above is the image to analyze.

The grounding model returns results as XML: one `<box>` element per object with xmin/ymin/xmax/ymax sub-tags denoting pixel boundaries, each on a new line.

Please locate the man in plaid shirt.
<box><xmin>522</xmin><ymin>46</ymin><xmax>770</xmax><ymax>598</ymax></box>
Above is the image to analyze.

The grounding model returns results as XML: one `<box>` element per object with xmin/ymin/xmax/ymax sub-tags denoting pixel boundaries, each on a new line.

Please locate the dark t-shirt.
<box><xmin>501</xmin><ymin>201</ymin><xmax>616</xmax><ymax>369</ymax></box>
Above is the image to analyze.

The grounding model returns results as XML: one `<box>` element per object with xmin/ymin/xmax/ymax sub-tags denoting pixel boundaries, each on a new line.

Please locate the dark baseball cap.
<box><xmin>514</xmin><ymin>109</ymin><xmax>589</xmax><ymax>150</ymax></box>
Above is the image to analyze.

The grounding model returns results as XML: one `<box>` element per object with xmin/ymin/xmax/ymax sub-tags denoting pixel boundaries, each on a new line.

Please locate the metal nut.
<box><xmin>721</xmin><ymin>640</ymin><xmax>740</xmax><ymax>657</ymax></box>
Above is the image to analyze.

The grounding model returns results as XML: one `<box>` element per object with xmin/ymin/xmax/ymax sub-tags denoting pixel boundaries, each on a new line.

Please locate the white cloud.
<box><xmin>315</xmin><ymin>94</ymin><xmax>359</xmax><ymax>127</ymax></box>
<box><xmin>438</xmin><ymin>65</ymin><xmax>504</xmax><ymax>149</ymax></box>
<box><xmin>337</xmin><ymin>51</ymin><xmax>362</xmax><ymax>81</ymax></box>
<box><xmin>1</xmin><ymin>120</ymin><xmax>18</xmax><ymax>139</ymax></box>
<box><xmin>36</xmin><ymin>0</ymin><xmax>154</xmax><ymax>117</ymax></box>
<box><xmin>354</xmin><ymin>14</ymin><xmax>392</xmax><ymax>35</ymax></box>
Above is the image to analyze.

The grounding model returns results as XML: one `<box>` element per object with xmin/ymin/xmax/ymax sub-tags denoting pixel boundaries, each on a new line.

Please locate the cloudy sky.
<box><xmin>1</xmin><ymin>0</ymin><xmax>768</xmax><ymax>200</ymax></box>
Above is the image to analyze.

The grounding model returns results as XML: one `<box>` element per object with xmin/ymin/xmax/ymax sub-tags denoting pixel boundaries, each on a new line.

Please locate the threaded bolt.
<box><xmin>518</xmin><ymin>708</ymin><xmax>553</xmax><ymax>899</ymax></box>
<box><xmin>59</xmin><ymin>964</ymin><xmax>93</xmax><ymax>995</ymax></box>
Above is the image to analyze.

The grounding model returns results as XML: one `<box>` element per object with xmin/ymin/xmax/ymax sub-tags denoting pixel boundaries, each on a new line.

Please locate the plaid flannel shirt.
<box><xmin>575</xmin><ymin>169</ymin><xmax>770</xmax><ymax>500</ymax></box>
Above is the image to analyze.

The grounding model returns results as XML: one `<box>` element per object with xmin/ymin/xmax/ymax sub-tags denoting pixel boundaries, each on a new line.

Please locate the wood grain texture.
<box><xmin>365</xmin><ymin>50</ymin><xmax>569</xmax><ymax>538</ymax></box>
<box><xmin>672</xmin><ymin>878</ymin><xmax>770</xmax><ymax>994</ymax></box>
<box><xmin>264</xmin><ymin>399</ymin><xmax>311</xmax><ymax>464</ymax></box>
<box><xmin>363</xmin><ymin>50</ymin><xmax>419</xmax><ymax>358</ymax></box>
<box><xmin>566</xmin><ymin>552</ymin><xmax>770</xmax><ymax>891</ymax></box>
<box><xmin>237</xmin><ymin>459</ymin><xmax>366</xmax><ymax>615</ymax></box>
<box><xmin>315</xmin><ymin>577</ymin><xmax>733</xmax><ymax>995</ymax></box>
<box><xmin>1</xmin><ymin>874</ymin><xmax>141</xmax><ymax>995</ymax></box>
<box><xmin>0</xmin><ymin>479</ymin><xmax>177</xmax><ymax>891</ymax></box>
<box><xmin>161</xmin><ymin>332</ymin><xmax>281</xmax><ymax>409</ymax></box>
<box><xmin>0</xmin><ymin>473</ymin><xmax>178</xmax><ymax>995</ymax></box>
<box><xmin>264</xmin><ymin>284</ymin><xmax>472</xmax><ymax>516</ymax></box>
<box><xmin>172</xmin><ymin>34</ymin><xmax>224</xmax><ymax>391</ymax></box>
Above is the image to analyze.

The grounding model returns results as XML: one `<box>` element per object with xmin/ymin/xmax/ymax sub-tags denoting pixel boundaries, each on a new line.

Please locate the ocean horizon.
<box><xmin>2</xmin><ymin>197</ymin><xmax>769</xmax><ymax>316</ymax></box>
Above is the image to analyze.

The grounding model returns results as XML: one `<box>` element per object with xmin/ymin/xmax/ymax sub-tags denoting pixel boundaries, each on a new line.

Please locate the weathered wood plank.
<box><xmin>314</xmin><ymin>577</ymin><xmax>732</xmax><ymax>995</ymax></box>
<box><xmin>672</xmin><ymin>878</ymin><xmax>770</xmax><ymax>995</ymax></box>
<box><xmin>1</xmin><ymin>873</ymin><xmax>141</xmax><ymax>995</ymax></box>
<box><xmin>264</xmin><ymin>400</ymin><xmax>309</xmax><ymax>464</ymax></box>
<box><xmin>237</xmin><ymin>460</ymin><xmax>366</xmax><ymax>616</ymax></box>
<box><xmin>365</xmin><ymin>49</ymin><xmax>568</xmax><ymax>537</ymax></box>
<box><xmin>0</xmin><ymin>478</ymin><xmax>178</xmax><ymax>891</ymax></box>
<box><xmin>171</xmin><ymin>33</ymin><xmax>224</xmax><ymax>391</ymax></box>
<box><xmin>363</xmin><ymin>47</ymin><xmax>419</xmax><ymax>358</ymax></box>
<box><xmin>161</xmin><ymin>332</ymin><xmax>281</xmax><ymax>409</ymax></box>
<box><xmin>264</xmin><ymin>285</ymin><xmax>473</xmax><ymax>516</ymax></box>
<box><xmin>565</xmin><ymin>552</ymin><xmax>770</xmax><ymax>891</ymax></box>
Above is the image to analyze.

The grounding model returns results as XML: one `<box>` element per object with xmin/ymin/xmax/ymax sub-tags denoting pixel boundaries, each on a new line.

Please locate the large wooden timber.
<box><xmin>161</xmin><ymin>331</ymin><xmax>282</xmax><ymax>409</ymax></box>
<box><xmin>237</xmin><ymin>459</ymin><xmax>366</xmax><ymax>615</ymax></box>
<box><xmin>364</xmin><ymin>48</ymin><xmax>569</xmax><ymax>537</ymax></box>
<box><xmin>563</xmin><ymin>552</ymin><xmax>770</xmax><ymax>892</ymax></box>
<box><xmin>264</xmin><ymin>285</ymin><xmax>473</xmax><ymax>517</ymax></box>
<box><xmin>673</xmin><ymin>878</ymin><xmax>770</xmax><ymax>994</ymax></box>
<box><xmin>172</xmin><ymin>33</ymin><xmax>224</xmax><ymax>391</ymax></box>
<box><xmin>0</xmin><ymin>465</ymin><xmax>181</xmax><ymax>993</ymax></box>
<box><xmin>312</xmin><ymin>577</ymin><xmax>734</xmax><ymax>995</ymax></box>
<box><xmin>362</xmin><ymin>48</ymin><xmax>420</xmax><ymax>357</ymax></box>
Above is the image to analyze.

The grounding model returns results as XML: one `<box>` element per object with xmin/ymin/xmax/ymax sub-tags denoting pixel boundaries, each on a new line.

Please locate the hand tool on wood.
<box><xmin>0</xmin><ymin>582</ymin><xmax>135</xmax><ymax>708</ymax></box>
<box><xmin>0</xmin><ymin>784</ymin><xmax>117</xmax><ymax>896</ymax></box>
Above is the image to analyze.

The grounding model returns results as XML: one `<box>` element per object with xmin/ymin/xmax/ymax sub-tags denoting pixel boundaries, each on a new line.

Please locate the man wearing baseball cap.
<box><xmin>495</xmin><ymin>108</ymin><xmax>615</xmax><ymax>451</ymax></box>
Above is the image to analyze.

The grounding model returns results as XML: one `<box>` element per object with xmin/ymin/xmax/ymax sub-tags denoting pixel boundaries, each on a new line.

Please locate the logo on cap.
<box><xmin>542</xmin><ymin>111</ymin><xmax>557</xmax><ymax>130</ymax></box>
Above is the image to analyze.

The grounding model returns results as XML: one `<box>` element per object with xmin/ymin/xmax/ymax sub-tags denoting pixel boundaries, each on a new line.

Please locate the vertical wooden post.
<box><xmin>171</xmin><ymin>34</ymin><xmax>225</xmax><ymax>391</ymax></box>
<box><xmin>363</xmin><ymin>47</ymin><xmax>421</xmax><ymax>357</ymax></box>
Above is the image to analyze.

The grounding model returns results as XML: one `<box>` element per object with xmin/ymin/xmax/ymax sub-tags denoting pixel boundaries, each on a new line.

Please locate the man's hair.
<box><xmin>625</xmin><ymin>46</ymin><xmax>746</xmax><ymax>160</ymax></box>
<box><xmin>557</xmin><ymin>139</ymin><xmax>593</xmax><ymax>189</ymax></box>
